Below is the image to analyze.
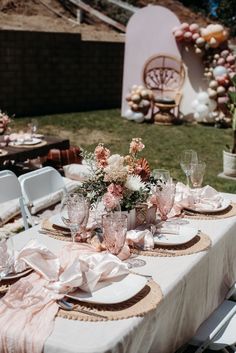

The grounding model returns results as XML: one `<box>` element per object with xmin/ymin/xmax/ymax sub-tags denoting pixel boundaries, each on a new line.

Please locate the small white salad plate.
<box><xmin>154</xmin><ymin>225</ymin><xmax>199</xmax><ymax>246</ymax></box>
<box><xmin>185</xmin><ymin>198</ymin><xmax>230</xmax><ymax>214</ymax></box>
<box><xmin>49</xmin><ymin>214</ymin><xmax>69</xmax><ymax>230</ymax></box>
<box><xmin>66</xmin><ymin>273</ymin><xmax>147</xmax><ymax>304</ymax></box>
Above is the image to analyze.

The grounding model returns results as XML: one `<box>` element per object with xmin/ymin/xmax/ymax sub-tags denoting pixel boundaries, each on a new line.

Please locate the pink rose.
<box><xmin>102</xmin><ymin>192</ymin><xmax>119</xmax><ymax>211</ymax></box>
<box><xmin>107</xmin><ymin>183</ymin><xmax>123</xmax><ymax>198</ymax></box>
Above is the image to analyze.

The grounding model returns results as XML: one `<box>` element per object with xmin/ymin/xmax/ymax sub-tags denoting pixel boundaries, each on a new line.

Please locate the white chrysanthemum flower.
<box><xmin>125</xmin><ymin>175</ymin><xmax>146</xmax><ymax>191</ymax></box>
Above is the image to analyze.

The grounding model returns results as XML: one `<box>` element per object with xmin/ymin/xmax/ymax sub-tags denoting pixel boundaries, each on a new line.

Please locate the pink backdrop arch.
<box><xmin>121</xmin><ymin>5</ymin><xmax>207</xmax><ymax>119</ymax></box>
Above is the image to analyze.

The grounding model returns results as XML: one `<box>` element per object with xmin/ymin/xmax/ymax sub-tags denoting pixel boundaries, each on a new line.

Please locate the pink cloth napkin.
<box><xmin>0</xmin><ymin>240</ymin><xmax>129</xmax><ymax>353</ymax></box>
<box><xmin>170</xmin><ymin>182</ymin><xmax>223</xmax><ymax>216</ymax></box>
<box><xmin>126</xmin><ymin>228</ymin><xmax>154</xmax><ymax>250</ymax></box>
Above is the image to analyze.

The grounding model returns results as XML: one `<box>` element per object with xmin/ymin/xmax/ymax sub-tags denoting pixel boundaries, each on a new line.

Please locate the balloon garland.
<box><xmin>173</xmin><ymin>22</ymin><xmax>236</xmax><ymax>126</ymax></box>
<box><xmin>124</xmin><ymin>85</ymin><xmax>153</xmax><ymax>123</ymax></box>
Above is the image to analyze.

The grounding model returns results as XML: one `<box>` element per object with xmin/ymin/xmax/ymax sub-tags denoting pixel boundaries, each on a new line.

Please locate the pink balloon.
<box><xmin>189</xmin><ymin>23</ymin><xmax>199</xmax><ymax>32</ymax></box>
<box><xmin>217</xmin><ymin>58</ymin><xmax>225</xmax><ymax>66</ymax></box>
<box><xmin>217</xmin><ymin>96</ymin><xmax>229</xmax><ymax>105</ymax></box>
<box><xmin>226</xmin><ymin>55</ymin><xmax>235</xmax><ymax>64</ymax></box>
<box><xmin>174</xmin><ymin>30</ymin><xmax>184</xmax><ymax>40</ymax></box>
<box><xmin>192</xmin><ymin>33</ymin><xmax>200</xmax><ymax>41</ymax></box>
<box><xmin>221</xmin><ymin>50</ymin><xmax>229</xmax><ymax>58</ymax></box>
<box><xmin>184</xmin><ymin>31</ymin><xmax>193</xmax><ymax>41</ymax></box>
<box><xmin>180</xmin><ymin>22</ymin><xmax>189</xmax><ymax>31</ymax></box>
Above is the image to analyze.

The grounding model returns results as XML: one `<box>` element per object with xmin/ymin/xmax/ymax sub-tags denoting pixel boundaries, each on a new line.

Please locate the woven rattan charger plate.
<box><xmin>183</xmin><ymin>202</ymin><xmax>236</xmax><ymax>220</ymax></box>
<box><xmin>41</xmin><ymin>219</ymin><xmax>72</xmax><ymax>241</ymax></box>
<box><xmin>41</xmin><ymin>220</ymin><xmax>212</xmax><ymax>257</ymax></box>
<box><xmin>57</xmin><ymin>279</ymin><xmax>162</xmax><ymax>322</ymax></box>
<box><xmin>131</xmin><ymin>232</ymin><xmax>211</xmax><ymax>257</ymax></box>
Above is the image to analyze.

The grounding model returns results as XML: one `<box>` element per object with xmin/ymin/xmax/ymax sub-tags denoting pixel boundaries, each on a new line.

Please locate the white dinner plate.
<box><xmin>66</xmin><ymin>273</ymin><xmax>148</xmax><ymax>304</ymax></box>
<box><xmin>154</xmin><ymin>225</ymin><xmax>199</xmax><ymax>246</ymax></box>
<box><xmin>3</xmin><ymin>268</ymin><xmax>32</xmax><ymax>280</ymax></box>
<box><xmin>49</xmin><ymin>214</ymin><xmax>69</xmax><ymax>230</ymax></box>
<box><xmin>20</xmin><ymin>138</ymin><xmax>42</xmax><ymax>145</ymax></box>
<box><xmin>9</xmin><ymin>138</ymin><xmax>41</xmax><ymax>146</ymax></box>
<box><xmin>185</xmin><ymin>198</ymin><xmax>231</xmax><ymax>214</ymax></box>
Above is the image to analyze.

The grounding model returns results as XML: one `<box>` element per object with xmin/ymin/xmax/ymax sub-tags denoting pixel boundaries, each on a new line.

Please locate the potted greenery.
<box><xmin>223</xmin><ymin>75</ymin><xmax>236</xmax><ymax>176</ymax></box>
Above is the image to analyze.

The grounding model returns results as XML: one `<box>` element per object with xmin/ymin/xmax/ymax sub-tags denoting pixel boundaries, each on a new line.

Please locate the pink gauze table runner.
<box><xmin>0</xmin><ymin>240</ymin><xmax>129</xmax><ymax>353</ymax></box>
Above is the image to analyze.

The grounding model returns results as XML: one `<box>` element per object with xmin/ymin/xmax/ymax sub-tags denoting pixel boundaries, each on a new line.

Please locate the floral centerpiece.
<box><xmin>78</xmin><ymin>138</ymin><xmax>151</xmax><ymax>212</ymax></box>
<box><xmin>0</xmin><ymin>111</ymin><xmax>11</xmax><ymax>135</ymax></box>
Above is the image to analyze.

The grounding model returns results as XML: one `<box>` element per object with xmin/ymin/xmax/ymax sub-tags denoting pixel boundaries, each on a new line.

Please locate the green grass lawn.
<box><xmin>14</xmin><ymin>109</ymin><xmax>236</xmax><ymax>194</ymax></box>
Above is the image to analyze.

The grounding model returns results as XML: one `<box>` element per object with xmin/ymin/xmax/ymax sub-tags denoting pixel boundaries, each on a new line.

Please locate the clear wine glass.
<box><xmin>180</xmin><ymin>150</ymin><xmax>198</xmax><ymax>186</ymax></box>
<box><xmin>152</xmin><ymin>169</ymin><xmax>171</xmax><ymax>184</ymax></box>
<box><xmin>60</xmin><ymin>193</ymin><xmax>86</xmax><ymax>242</ymax></box>
<box><xmin>27</xmin><ymin>119</ymin><xmax>38</xmax><ymax>137</ymax></box>
<box><xmin>190</xmin><ymin>161</ymin><xmax>206</xmax><ymax>188</ymax></box>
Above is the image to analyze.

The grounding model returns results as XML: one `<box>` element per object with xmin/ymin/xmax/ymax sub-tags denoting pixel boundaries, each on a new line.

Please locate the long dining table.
<box><xmin>3</xmin><ymin>192</ymin><xmax>236</xmax><ymax>353</ymax></box>
<box><xmin>0</xmin><ymin>136</ymin><xmax>70</xmax><ymax>165</ymax></box>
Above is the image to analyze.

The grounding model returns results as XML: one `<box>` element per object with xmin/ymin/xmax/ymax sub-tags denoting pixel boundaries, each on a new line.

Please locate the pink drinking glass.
<box><xmin>102</xmin><ymin>213</ymin><xmax>127</xmax><ymax>255</ymax></box>
<box><xmin>155</xmin><ymin>182</ymin><xmax>176</xmax><ymax>221</ymax></box>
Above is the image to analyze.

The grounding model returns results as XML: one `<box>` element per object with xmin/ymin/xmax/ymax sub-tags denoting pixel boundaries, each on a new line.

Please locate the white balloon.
<box><xmin>131</xmin><ymin>85</ymin><xmax>138</xmax><ymax>91</ymax></box>
<box><xmin>197</xmin><ymin>91</ymin><xmax>209</xmax><ymax>104</ymax></box>
<box><xmin>213</xmin><ymin>65</ymin><xmax>228</xmax><ymax>78</ymax></box>
<box><xmin>196</xmin><ymin>104</ymin><xmax>209</xmax><ymax>118</ymax></box>
<box><xmin>191</xmin><ymin>99</ymin><xmax>199</xmax><ymax>109</ymax></box>
<box><xmin>194</xmin><ymin>112</ymin><xmax>202</xmax><ymax>122</ymax></box>
<box><xmin>133</xmin><ymin>112</ymin><xmax>145</xmax><ymax>123</ymax></box>
<box><xmin>124</xmin><ymin>109</ymin><xmax>135</xmax><ymax>120</ymax></box>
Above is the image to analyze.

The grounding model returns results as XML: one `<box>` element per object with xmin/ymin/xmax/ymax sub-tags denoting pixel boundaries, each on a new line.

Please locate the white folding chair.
<box><xmin>190</xmin><ymin>282</ymin><xmax>236</xmax><ymax>353</ymax></box>
<box><xmin>18</xmin><ymin>167</ymin><xmax>68</xmax><ymax>225</ymax></box>
<box><xmin>0</xmin><ymin>170</ymin><xmax>29</xmax><ymax>229</ymax></box>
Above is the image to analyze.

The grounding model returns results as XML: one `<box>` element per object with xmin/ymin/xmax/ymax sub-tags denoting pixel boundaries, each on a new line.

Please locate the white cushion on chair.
<box><xmin>0</xmin><ymin>199</ymin><xmax>21</xmax><ymax>226</ymax></box>
<box><xmin>30</xmin><ymin>190</ymin><xmax>64</xmax><ymax>215</ymax></box>
<box><xmin>63</xmin><ymin>176</ymin><xmax>82</xmax><ymax>192</ymax></box>
<box><xmin>63</xmin><ymin>164</ymin><xmax>90</xmax><ymax>182</ymax></box>
<box><xmin>30</xmin><ymin>178</ymin><xmax>81</xmax><ymax>215</ymax></box>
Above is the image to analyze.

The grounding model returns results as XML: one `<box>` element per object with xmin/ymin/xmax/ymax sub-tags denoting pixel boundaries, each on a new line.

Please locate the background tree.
<box><xmin>177</xmin><ymin>0</ymin><xmax>210</xmax><ymax>16</ymax></box>
<box><xmin>216</xmin><ymin>0</ymin><xmax>236</xmax><ymax>37</ymax></box>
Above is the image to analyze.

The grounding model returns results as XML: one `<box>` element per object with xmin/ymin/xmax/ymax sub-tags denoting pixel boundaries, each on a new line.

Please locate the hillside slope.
<box><xmin>0</xmin><ymin>0</ymin><xmax>211</xmax><ymax>41</ymax></box>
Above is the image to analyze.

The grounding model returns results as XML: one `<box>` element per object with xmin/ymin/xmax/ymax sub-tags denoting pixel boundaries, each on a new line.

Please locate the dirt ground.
<box><xmin>0</xmin><ymin>0</ymin><xmax>212</xmax><ymax>42</ymax></box>
<box><xmin>0</xmin><ymin>0</ymin><xmax>124</xmax><ymax>42</ymax></box>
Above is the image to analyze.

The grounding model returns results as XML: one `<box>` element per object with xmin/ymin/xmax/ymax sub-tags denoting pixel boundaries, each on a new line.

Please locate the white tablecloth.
<box><xmin>9</xmin><ymin>193</ymin><xmax>236</xmax><ymax>353</ymax></box>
